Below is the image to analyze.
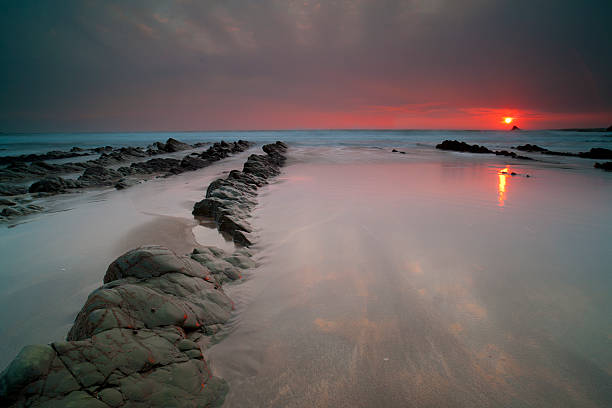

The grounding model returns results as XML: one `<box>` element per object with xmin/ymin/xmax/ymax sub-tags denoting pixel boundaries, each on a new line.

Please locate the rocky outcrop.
<box><xmin>511</xmin><ymin>125</ymin><xmax>521</xmax><ymax>131</ymax></box>
<box><xmin>110</xmin><ymin>141</ymin><xmax>252</xmax><ymax>186</ymax></box>
<box><xmin>436</xmin><ymin>140</ymin><xmax>492</xmax><ymax>154</ymax></box>
<box><xmin>0</xmin><ymin>184</ymin><xmax>27</xmax><ymax>196</ymax></box>
<box><xmin>147</xmin><ymin>138</ymin><xmax>192</xmax><ymax>154</ymax></box>
<box><xmin>29</xmin><ymin>176</ymin><xmax>83</xmax><ymax>193</ymax></box>
<box><xmin>193</xmin><ymin>141</ymin><xmax>288</xmax><ymax>246</ymax></box>
<box><xmin>1</xmin><ymin>204</ymin><xmax>43</xmax><ymax>218</ymax></box>
<box><xmin>516</xmin><ymin>144</ymin><xmax>612</xmax><ymax>159</ymax></box>
<box><xmin>436</xmin><ymin>140</ymin><xmax>532</xmax><ymax>160</ymax></box>
<box><xmin>594</xmin><ymin>162</ymin><xmax>612</xmax><ymax>171</ymax></box>
<box><xmin>0</xmin><ymin>245</ymin><xmax>256</xmax><ymax>407</ymax></box>
<box><xmin>0</xmin><ymin>150</ymin><xmax>91</xmax><ymax>166</ymax></box>
<box><xmin>78</xmin><ymin>166</ymin><xmax>123</xmax><ymax>186</ymax></box>
<box><xmin>1</xmin><ymin>138</ymin><xmax>211</xmax><ymax>186</ymax></box>
<box><xmin>579</xmin><ymin>148</ymin><xmax>612</xmax><ymax>160</ymax></box>
<box><xmin>606</xmin><ymin>125</ymin><xmax>612</xmax><ymax>132</ymax></box>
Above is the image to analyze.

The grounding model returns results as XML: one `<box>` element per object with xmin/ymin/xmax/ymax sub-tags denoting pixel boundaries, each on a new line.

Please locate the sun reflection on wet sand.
<box><xmin>498</xmin><ymin>167</ymin><xmax>509</xmax><ymax>206</ymax></box>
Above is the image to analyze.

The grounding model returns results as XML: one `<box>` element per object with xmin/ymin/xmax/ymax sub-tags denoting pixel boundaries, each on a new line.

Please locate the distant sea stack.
<box><xmin>606</xmin><ymin>125</ymin><xmax>612</xmax><ymax>132</ymax></box>
<box><xmin>511</xmin><ymin>125</ymin><xmax>521</xmax><ymax>131</ymax></box>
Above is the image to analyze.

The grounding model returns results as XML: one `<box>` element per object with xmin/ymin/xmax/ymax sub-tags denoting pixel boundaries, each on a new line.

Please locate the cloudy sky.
<box><xmin>1</xmin><ymin>0</ymin><xmax>610</xmax><ymax>131</ymax></box>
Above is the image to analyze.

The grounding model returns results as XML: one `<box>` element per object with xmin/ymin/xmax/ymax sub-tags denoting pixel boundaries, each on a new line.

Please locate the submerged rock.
<box><xmin>0</xmin><ymin>245</ymin><xmax>256</xmax><ymax>407</ymax></box>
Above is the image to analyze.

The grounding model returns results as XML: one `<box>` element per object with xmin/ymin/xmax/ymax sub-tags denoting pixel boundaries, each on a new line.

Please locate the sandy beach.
<box><xmin>1</xmin><ymin>136</ymin><xmax>611</xmax><ymax>406</ymax></box>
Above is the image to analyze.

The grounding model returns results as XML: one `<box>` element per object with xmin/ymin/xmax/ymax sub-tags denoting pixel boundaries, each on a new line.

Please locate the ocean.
<box><xmin>1</xmin><ymin>129</ymin><xmax>611</xmax><ymax>157</ymax></box>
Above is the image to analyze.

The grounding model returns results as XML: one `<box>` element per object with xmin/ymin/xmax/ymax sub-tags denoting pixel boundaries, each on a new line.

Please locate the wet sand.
<box><xmin>208</xmin><ymin>148</ymin><xmax>612</xmax><ymax>407</ymax></box>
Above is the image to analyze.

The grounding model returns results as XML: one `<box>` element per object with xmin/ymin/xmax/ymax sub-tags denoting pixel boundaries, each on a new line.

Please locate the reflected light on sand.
<box><xmin>498</xmin><ymin>167</ymin><xmax>509</xmax><ymax>206</ymax></box>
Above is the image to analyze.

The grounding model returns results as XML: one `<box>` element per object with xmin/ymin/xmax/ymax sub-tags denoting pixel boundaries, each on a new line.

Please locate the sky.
<box><xmin>1</xmin><ymin>0</ymin><xmax>611</xmax><ymax>131</ymax></box>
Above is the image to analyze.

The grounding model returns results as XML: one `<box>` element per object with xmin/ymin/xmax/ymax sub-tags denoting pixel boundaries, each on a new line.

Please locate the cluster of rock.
<box><xmin>1</xmin><ymin>139</ymin><xmax>252</xmax><ymax>221</ymax></box>
<box><xmin>0</xmin><ymin>150</ymin><xmax>91</xmax><ymax>166</ymax></box>
<box><xmin>193</xmin><ymin>141</ymin><xmax>288</xmax><ymax>247</ymax></box>
<box><xmin>516</xmin><ymin>144</ymin><xmax>612</xmax><ymax>159</ymax></box>
<box><xmin>0</xmin><ymin>138</ymin><xmax>211</xmax><ymax>188</ymax></box>
<box><xmin>0</xmin><ymin>245</ymin><xmax>255</xmax><ymax>407</ymax></box>
<box><xmin>436</xmin><ymin>140</ymin><xmax>612</xmax><ymax>166</ymax></box>
<box><xmin>435</xmin><ymin>140</ymin><xmax>532</xmax><ymax>160</ymax></box>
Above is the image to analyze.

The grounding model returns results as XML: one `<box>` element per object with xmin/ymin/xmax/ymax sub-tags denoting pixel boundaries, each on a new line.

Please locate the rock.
<box><xmin>392</xmin><ymin>149</ymin><xmax>398</xmax><ymax>152</ymax></box>
<box><xmin>92</xmin><ymin>146</ymin><xmax>113</xmax><ymax>153</ymax></box>
<box><xmin>29</xmin><ymin>176</ymin><xmax>82</xmax><ymax>194</ymax></box>
<box><xmin>606</xmin><ymin>125</ymin><xmax>612</xmax><ymax>132</ymax></box>
<box><xmin>0</xmin><ymin>150</ymin><xmax>90</xmax><ymax>166</ymax></box>
<box><xmin>0</xmin><ymin>184</ymin><xmax>28</xmax><ymax>196</ymax></box>
<box><xmin>0</xmin><ymin>245</ymin><xmax>253</xmax><ymax>406</ymax></box>
<box><xmin>0</xmin><ymin>198</ymin><xmax>17</xmax><ymax>206</ymax></box>
<box><xmin>516</xmin><ymin>144</ymin><xmax>548</xmax><ymax>153</ymax></box>
<box><xmin>114</xmin><ymin>178</ymin><xmax>139</xmax><ymax>190</ymax></box>
<box><xmin>1</xmin><ymin>204</ymin><xmax>44</xmax><ymax>218</ymax></box>
<box><xmin>578</xmin><ymin>148</ymin><xmax>612</xmax><ymax>160</ymax></box>
<box><xmin>511</xmin><ymin>125</ymin><xmax>521</xmax><ymax>131</ymax></box>
<box><xmin>435</xmin><ymin>140</ymin><xmax>492</xmax><ymax>154</ymax></box>
<box><xmin>78</xmin><ymin>166</ymin><xmax>121</xmax><ymax>185</ymax></box>
<box><xmin>70</xmin><ymin>147</ymin><xmax>84</xmax><ymax>152</ymax></box>
<box><xmin>594</xmin><ymin>162</ymin><xmax>612</xmax><ymax>171</ymax></box>
<box><xmin>164</xmin><ymin>137</ymin><xmax>192</xmax><ymax>152</ymax></box>
<box><xmin>192</xmin><ymin>142</ymin><xmax>287</xmax><ymax>246</ymax></box>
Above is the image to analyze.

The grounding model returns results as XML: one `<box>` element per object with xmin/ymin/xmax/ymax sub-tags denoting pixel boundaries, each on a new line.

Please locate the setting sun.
<box><xmin>504</xmin><ymin>117</ymin><xmax>513</xmax><ymax>124</ymax></box>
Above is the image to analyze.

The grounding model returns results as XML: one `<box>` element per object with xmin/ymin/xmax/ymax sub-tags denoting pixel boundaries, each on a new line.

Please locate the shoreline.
<box><xmin>0</xmin><ymin>139</ymin><xmax>610</xmax><ymax>406</ymax></box>
<box><xmin>0</xmin><ymin>142</ymin><xmax>289</xmax><ymax>407</ymax></box>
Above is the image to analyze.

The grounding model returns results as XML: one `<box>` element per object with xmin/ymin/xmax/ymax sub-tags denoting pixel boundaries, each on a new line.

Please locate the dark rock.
<box><xmin>78</xmin><ymin>166</ymin><xmax>121</xmax><ymax>185</ymax></box>
<box><xmin>516</xmin><ymin>144</ymin><xmax>548</xmax><ymax>153</ymax></box>
<box><xmin>114</xmin><ymin>178</ymin><xmax>139</xmax><ymax>190</ymax></box>
<box><xmin>436</xmin><ymin>140</ymin><xmax>492</xmax><ymax>154</ymax></box>
<box><xmin>606</xmin><ymin>125</ymin><xmax>612</xmax><ymax>132</ymax></box>
<box><xmin>0</xmin><ymin>150</ymin><xmax>90</xmax><ymax>165</ymax></box>
<box><xmin>69</xmin><ymin>147</ymin><xmax>84</xmax><ymax>152</ymax></box>
<box><xmin>28</xmin><ymin>176</ymin><xmax>82</xmax><ymax>194</ymax></box>
<box><xmin>511</xmin><ymin>125</ymin><xmax>521</xmax><ymax>131</ymax></box>
<box><xmin>0</xmin><ymin>184</ymin><xmax>27</xmax><ymax>196</ymax></box>
<box><xmin>594</xmin><ymin>162</ymin><xmax>612</xmax><ymax>171</ymax></box>
<box><xmin>1</xmin><ymin>204</ymin><xmax>44</xmax><ymax>218</ymax></box>
<box><xmin>578</xmin><ymin>148</ymin><xmax>612</xmax><ymax>160</ymax></box>
<box><xmin>92</xmin><ymin>146</ymin><xmax>113</xmax><ymax>153</ymax></box>
<box><xmin>164</xmin><ymin>137</ymin><xmax>192</xmax><ymax>152</ymax></box>
<box><xmin>392</xmin><ymin>149</ymin><xmax>398</xmax><ymax>152</ymax></box>
<box><xmin>0</xmin><ymin>198</ymin><xmax>17</xmax><ymax>206</ymax></box>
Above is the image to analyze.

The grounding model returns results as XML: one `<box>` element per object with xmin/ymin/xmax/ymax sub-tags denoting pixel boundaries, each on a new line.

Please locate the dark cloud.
<box><xmin>1</xmin><ymin>0</ymin><xmax>610</xmax><ymax>131</ymax></box>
